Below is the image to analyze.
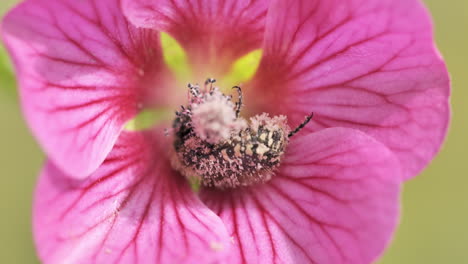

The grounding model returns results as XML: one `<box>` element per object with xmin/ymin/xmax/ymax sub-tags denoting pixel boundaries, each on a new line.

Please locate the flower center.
<box><xmin>169</xmin><ymin>79</ymin><xmax>312</xmax><ymax>190</ymax></box>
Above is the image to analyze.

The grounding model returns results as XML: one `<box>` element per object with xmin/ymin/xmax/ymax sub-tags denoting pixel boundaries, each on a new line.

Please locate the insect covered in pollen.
<box><xmin>169</xmin><ymin>78</ymin><xmax>313</xmax><ymax>189</ymax></box>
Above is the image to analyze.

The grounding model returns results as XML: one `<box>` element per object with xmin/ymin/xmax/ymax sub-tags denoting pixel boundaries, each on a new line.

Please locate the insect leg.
<box><xmin>232</xmin><ymin>86</ymin><xmax>243</xmax><ymax>118</ymax></box>
<box><xmin>288</xmin><ymin>113</ymin><xmax>314</xmax><ymax>138</ymax></box>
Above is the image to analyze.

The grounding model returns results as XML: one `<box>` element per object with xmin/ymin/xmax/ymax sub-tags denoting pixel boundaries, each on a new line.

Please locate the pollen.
<box><xmin>169</xmin><ymin>79</ymin><xmax>313</xmax><ymax>189</ymax></box>
<box><xmin>191</xmin><ymin>88</ymin><xmax>246</xmax><ymax>144</ymax></box>
<box><xmin>210</xmin><ymin>241</ymin><xmax>224</xmax><ymax>252</ymax></box>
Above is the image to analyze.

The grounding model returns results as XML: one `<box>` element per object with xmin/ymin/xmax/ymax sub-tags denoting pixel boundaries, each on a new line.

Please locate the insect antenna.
<box><xmin>187</xmin><ymin>83</ymin><xmax>202</xmax><ymax>101</ymax></box>
<box><xmin>204</xmin><ymin>78</ymin><xmax>216</xmax><ymax>92</ymax></box>
<box><xmin>288</xmin><ymin>113</ymin><xmax>314</xmax><ymax>138</ymax></box>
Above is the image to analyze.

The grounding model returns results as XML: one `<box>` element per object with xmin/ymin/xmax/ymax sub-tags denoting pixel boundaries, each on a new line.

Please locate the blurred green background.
<box><xmin>0</xmin><ymin>0</ymin><xmax>466</xmax><ymax>263</ymax></box>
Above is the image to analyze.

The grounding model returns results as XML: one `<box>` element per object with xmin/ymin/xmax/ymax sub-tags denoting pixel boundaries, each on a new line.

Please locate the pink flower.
<box><xmin>1</xmin><ymin>0</ymin><xmax>449</xmax><ymax>263</ymax></box>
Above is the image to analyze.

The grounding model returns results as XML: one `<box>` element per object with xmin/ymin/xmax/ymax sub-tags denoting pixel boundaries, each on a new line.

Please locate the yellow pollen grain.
<box><xmin>234</xmin><ymin>144</ymin><xmax>242</xmax><ymax>157</ymax></box>
<box><xmin>268</xmin><ymin>133</ymin><xmax>274</xmax><ymax>146</ymax></box>
<box><xmin>221</xmin><ymin>149</ymin><xmax>230</xmax><ymax>161</ymax></box>
<box><xmin>256</xmin><ymin>143</ymin><xmax>269</xmax><ymax>156</ymax></box>
<box><xmin>210</xmin><ymin>241</ymin><xmax>224</xmax><ymax>252</ymax></box>
<box><xmin>246</xmin><ymin>144</ymin><xmax>254</xmax><ymax>155</ymax></box>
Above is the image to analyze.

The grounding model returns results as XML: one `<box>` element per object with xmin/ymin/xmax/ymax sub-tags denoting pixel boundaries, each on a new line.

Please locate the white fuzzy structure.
<box><xmin>191</xmin><ymin>90</ymin><xmax>246</xmax><ymax>144</ymax></box>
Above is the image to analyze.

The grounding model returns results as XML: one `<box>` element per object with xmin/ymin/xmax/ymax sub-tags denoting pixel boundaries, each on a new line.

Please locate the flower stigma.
<box><xmin>169</xmin><ymin>78</ymin><xmax>313</xmax><ymax>189</ymax></box>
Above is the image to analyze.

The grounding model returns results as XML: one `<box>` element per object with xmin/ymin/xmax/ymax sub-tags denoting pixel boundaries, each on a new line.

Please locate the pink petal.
<box><xmin>250</xmin><ymin>0</ymin><xmax>450</xmax><ymax>179</ymax></box>
<box><xmin>33</xmin><ymin>131</ymin><xmax>231</xmax><ymax>264</ymax></box>
<box><xmin>202</xmin><ymin>128</ymin><xmax>401</xmax><ymax>264</ymax></box>
<box><xmin>121</xmin><ymin>0</ymin><xmax>269</xmax><ymax>75</ymax></box>
<box><xmin>1</xmin><ymin>0</ymin><xmax>170</xmax><ymax>178</ymax></box>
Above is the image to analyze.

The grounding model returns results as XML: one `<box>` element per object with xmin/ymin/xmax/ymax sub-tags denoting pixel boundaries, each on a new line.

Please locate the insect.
<box><xmin>170</xmin><ymin>78</ymin><xmax>313</xmax><ymax>189</ymax></box>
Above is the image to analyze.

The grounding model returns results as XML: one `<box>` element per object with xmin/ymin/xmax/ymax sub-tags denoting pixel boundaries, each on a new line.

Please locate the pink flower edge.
<box><xmin>34</xmin><ymin>127</ymin><xmax>401</xmax><ymax>264</ymax></box>
<box><xmin>33</xmin><ymin>131</ymin><xmax>232</xmax><ymax>264</ymax></box>
<box><xmin>246</xmin><ymin>0</ymin><xmax>450</xmax><ymax>180</ymax></box>
<box><xmin>1</xmin><ymin>0</ymin><xmax>172</xmax><ymax>178</ymax></box>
